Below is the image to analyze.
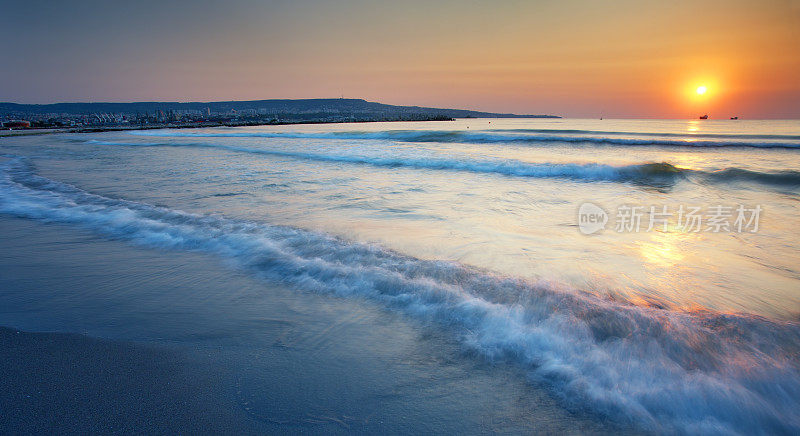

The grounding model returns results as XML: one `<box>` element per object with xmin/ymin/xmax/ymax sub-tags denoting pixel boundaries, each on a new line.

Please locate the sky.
<box><xmin>1</xmin><ymin>0</ymin><xmax>799</xmax><ymax>118</ymax></box>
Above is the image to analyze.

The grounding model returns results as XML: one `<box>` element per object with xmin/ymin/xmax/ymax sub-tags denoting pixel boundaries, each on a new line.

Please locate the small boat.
<box><xmin>730</xmin><ymin>116</ymin><xmax>738</xmax><ymax>120</ymax></box>
<box><xmin>699</xmin><ymin>114</ymin><xmax>709</xmax><ymax>119</ymax></box>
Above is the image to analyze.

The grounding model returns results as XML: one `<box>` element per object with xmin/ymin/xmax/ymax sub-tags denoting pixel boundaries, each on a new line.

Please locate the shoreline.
<box><xmin>0</xmin><ymin>215</ymin><xmax>620</xmax><ymax>435</ymax></box>
<box><xmin>0</xmin><ymin>117</ymin><xmax>459</xmax><ymax>138</ymax></box>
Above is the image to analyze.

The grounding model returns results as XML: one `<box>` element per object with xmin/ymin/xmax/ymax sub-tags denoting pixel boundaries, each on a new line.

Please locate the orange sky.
<box><xmin>2</xmin><ymin>0</ymin><xmax>799</xmax><ymax>118</ymax></box>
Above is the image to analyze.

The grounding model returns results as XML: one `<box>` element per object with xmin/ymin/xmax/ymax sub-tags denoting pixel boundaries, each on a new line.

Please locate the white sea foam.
<box><xmin>1</xmin><ymin>156</ymin><xmax>798</xmax><ymax>434</ymax></box>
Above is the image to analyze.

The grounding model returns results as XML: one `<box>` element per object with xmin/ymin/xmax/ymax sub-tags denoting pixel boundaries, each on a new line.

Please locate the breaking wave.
<box><xmin>87</xmin><ymin>140</ymin><xmax>800</xmax><ymax>190</ymax></box>
<box><xmin>88</xmin><ymin>139</ymin><xmax>684</xmax><ymax>185</ymax></box>
<box><xmin>89</xmin><ymin>139</ymin><xmax>684</xmax><ymax>183</ymax></box>
<box><xmin>1</xmin><ymin>156</ymin><xmax>799</xmax><ymax>434</ymax></box>
<box><xmin>702</xmin><ymin>168</ymin><xmax>800</xmax><ymax>187</ymax></box>
<box><xmin>488</xmin><ymin>128</ymin><xmax>800</xmax><ymax>141</ymax></box>
<box><xmin>130</xmin><ymin>129</ymin><xmax>800</xmax><ymax>148</ymax></box>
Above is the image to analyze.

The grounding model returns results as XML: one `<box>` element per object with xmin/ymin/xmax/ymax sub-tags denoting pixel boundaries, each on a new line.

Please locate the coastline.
<box><xmin>0</xmin><ymin>116</ymin><xmax>457</xmax><ymax>138</ymax></box>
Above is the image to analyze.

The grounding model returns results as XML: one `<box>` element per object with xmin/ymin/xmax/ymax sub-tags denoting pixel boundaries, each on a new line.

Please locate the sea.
<box><xmin>1</xmin><ymin>118</ymin><xmax>799</xmax><ymax>434</ymax></box>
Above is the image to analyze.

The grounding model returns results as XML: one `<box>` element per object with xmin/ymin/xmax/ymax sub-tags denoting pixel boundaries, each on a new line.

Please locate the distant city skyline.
<box><xmin>2</xmin><ymin>0</ymin><xmax>799</xmax><ymax>118</ymax></box>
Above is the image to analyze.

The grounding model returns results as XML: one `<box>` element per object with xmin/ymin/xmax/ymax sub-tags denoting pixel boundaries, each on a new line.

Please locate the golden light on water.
<box><xmin>637</xmin><ymin>232</ymin><xmax>686</xmax><ymax>268</ymax></box>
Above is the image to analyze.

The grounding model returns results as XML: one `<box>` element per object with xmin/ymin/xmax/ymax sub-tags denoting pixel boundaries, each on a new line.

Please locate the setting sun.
<box><xmin>696</xmin><ymin>86</ymin><xmax>707</xmax><ymax>95</ymax></box>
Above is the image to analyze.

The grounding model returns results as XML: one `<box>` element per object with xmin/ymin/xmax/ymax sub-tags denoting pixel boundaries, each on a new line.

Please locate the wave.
<box><xmin>1</xmin><ymin>156</ymin><xmax>799</xmax><ymax>434</ymax></box>
<box><xmin>86</xmin><ymin>140</ymin><xmax>684</xmax><ymax>186</ymax></box>
<box><xmin>88</xmin><ymin>140</ymin><xmax>800</xmax><ymax>190</ymax></box>
<box><xmin>702</xmin><ymin>168</ymin><xmax>800</xmax><ymax>187</ymax></box>
<box><xmin>488</xmin><ymin>128</ymin><xmax>800</xmax><ymax>141</ymax></box>
<box><xmin>130</xmin><ymin>129</ymin><xmax>800</xmax><ymax>148</ymax></box>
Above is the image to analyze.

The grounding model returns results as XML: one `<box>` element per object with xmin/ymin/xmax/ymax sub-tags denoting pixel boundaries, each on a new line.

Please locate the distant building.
<box><xmin>2</xmin><ymin>120</ymin><xmax>31</xmax><ymax>129</ymax></box>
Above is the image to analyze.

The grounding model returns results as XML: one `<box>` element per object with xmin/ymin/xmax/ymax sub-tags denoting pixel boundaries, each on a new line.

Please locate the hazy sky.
<box><xmin>2</xmin><ymin>0</ymin><xmax>799</xmax><ymax>118</ymax></box>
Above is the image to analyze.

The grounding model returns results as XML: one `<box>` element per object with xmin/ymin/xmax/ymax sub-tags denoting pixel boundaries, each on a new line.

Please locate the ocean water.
<box><xmin>1</xmin><ymin>118</ymin><xmax>799</xmax><ymax>433</ymax></box>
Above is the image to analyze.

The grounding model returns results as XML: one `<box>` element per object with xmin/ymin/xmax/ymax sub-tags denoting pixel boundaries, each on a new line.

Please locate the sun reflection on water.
<box><xmin>637</xmin><ymin>231</ymin><xmax>687</xmax><ymax>268</ymax></box>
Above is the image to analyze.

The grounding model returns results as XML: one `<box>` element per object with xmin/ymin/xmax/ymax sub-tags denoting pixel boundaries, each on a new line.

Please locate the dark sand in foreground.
<box><xmin>0</xmin><ymin>213</ymin><xmax>625</xmax><ymax>434</ymax></box>
<box><xmin>0</xmin><ymin>327</ymin><xmax>268</xmax><ymax>434</ymax></box>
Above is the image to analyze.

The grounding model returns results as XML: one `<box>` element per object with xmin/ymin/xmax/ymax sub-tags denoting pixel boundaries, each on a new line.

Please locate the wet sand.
<box><xmin>0</xmin><ymin>327</ymin><xmax>267</xmax><ymax>434</ymax></box>
<box><xmin>0</xmin><ymin>214</ymin><xmax>624</xmax><ymax>434</ymax></box>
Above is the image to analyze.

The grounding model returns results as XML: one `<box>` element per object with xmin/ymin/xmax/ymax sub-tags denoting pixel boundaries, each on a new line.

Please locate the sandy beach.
<box><xmin>0</xmin><ymin>327</ymin><xmax>270</xmax><ymax>434</ymax></box>
<box><xmin>0</xmin><ymin>213</ymin><xmax>616</xmax><ymax>434</ymax></box>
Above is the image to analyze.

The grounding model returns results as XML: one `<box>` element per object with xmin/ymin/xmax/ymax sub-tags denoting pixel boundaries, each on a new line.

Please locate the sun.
<box><xmin>696</xmin><ymin>86</ymin><xmax>707</xmax><ymax>95</ymax></box>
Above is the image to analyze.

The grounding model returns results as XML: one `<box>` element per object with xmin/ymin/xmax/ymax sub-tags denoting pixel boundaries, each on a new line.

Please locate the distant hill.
<box><xmin>0</xmin><ymin>98</ymin><xmax>558</xmax><ymax>118</ymax></box>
